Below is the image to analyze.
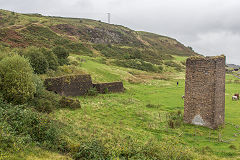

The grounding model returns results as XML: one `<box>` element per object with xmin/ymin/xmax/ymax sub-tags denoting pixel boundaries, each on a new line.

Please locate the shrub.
<box><xmin>167</xmin><ymin>111</ymin><xmax>183</xmax><ymax>129</ymax></box>
<box><xmin>24</xmin><ymin>47</ymin><xmax>49</xmax><ymax>74</ymax></box>
<box><xmin>164</xmin><ymin>61</ymin><xmax>183</xmax><ymax>72</ymax></box>
<box><xmin>0</xmin><ymin>45</ymin><xmax>15</xmax><ymax>60</ymax></box>
<box><xmin>0</xmin><ymin>100</ymin><xmax>64</xmax><ymax>151</ymax></box>
<box><xmin>0</xmin><ymin>55</ymin><xmax>36</xmax><ymax>104</ymax></box>
<box><xmin>65</xmin><ymin>43</ymin><xmax>93</xmax><ymax>55</ymax></box>
<box><xmin>229</xmin><ymin>145</ymin><xmax>237</xmax><ymax>150</ymax></box>
<box><xmin>114</xmin><ymin>59</ymin><xmax>161</xmax><ymax>73</ymax></box>
<box><xmin>59</xmin><ymin>97</ymin><xmax>81</xmax><ymax>109</ymax></box>
<box><xmin>52</xmin><ymin>46</ymin><xmax>69</xmax><ymax>65</ymax></box>
<box><xmin>103</xmin><ymin>88</ymin><xmax>109</xmax><ymax>94</ymax></box>
<box><xmin>73</xmin><ymin>139</ymin><xmax>109</xmax><ymax>160</ymax></box>
<box><xmin>87</xmin><ymin>87</ymin><xmax>98</xmax><ymax>96</ymax></box>
<box><xmin>40</xmin><ymin>48</ymin><xmax>59</xmax><ymax>71</ymax></box>
<box><xmin>32</xmin><ymin>74</ymin><xmax>45</xmax><ymax>96</ymax></box>
<box><xmin>29</xmin><ymin>90</ymin><xmax>61</xmax><ymax>113</ymax></box>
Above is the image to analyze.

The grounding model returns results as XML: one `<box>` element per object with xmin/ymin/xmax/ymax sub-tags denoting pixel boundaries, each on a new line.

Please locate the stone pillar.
<box><xmin>183</xmin><ymin>56</ymin><xmax>225</xmax><ymax>129</ymax></box>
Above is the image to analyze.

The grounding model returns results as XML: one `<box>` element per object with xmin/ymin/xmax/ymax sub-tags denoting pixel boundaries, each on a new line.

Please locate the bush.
<box><xmin>40</xmin><ymin>48</ymin><xmax>59</xmax><ymax>71</ymax></box>
<box><xmin>164</xmin><ymin>61</ymin><xmax>183</xmax><ymax>72</ymax></box>
<box><xmin>59</xmin><ymin>97</ymin><xmax>81</xmax><ymax>109</ymax></box>
<box><xmin>166</xmin><ymin>111</ymin><xmax>183</xmax><ymax>129</ymax></box>
<box><xmin>52</xmin><ymin>46</ymin><xmax>69</xmax><ymax>65</ymax></box>
<box><xmin>29</xmin><ymin>90</ymin><xmax>61</xmax><ymax>113</ymax></box>
<box><xmin>73</xmin><ymin>139</ymin><xmax>110</xmax><ymax>160</ymax></box>
<box><xmin>0</xmin><ymin>100</ymin><xmax>64</xmax><ymax>151</ymax></box>
<box><xmin>0</xmin><ymin>55</ymin><xmax>36</xmax><ymax>104</ymax></box>
<box><xmin>32</xmin><ymin>74</ymin><xmax>45</xmax><ymax>96</ymax></box>
<box><xmin>24</xmin><ymin>47</ymin><xmax>49</xmax><ymax>74</ymax></box>
<box><xmin>229</xmin><ymin>145</ymin><xmax>237</xmax><ymax>150</ymax></box>
<box><xmin>114</xmin><ymin>59</ymin><xmax>162</xmax><ymax>73</ymax></box>
<box><xmin>87</xmin><ymin>87</ymin><xmax>98</xmax><ymax>96</ymax></box>
<box><xmin>0</xmin><ymin>52</ymin><xmax>13</xmax><ymax>61</ymax></box>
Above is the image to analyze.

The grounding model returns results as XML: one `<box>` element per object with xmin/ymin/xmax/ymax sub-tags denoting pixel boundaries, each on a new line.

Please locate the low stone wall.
<box><xmin>93</xmin><ymin>82</ymin><xmax>124</xmax><ymax>93</ymax></box>
<box><xmin>44</xmin><ymin>74</ymin><xmax>93</xmax><ymax>96</ymax></box>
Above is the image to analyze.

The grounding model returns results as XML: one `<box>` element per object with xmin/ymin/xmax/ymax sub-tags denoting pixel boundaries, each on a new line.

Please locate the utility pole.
<box><xmin>107</xmin><ymin>13</ymin><xmax>111</xmax><ymax>24</ymax></box>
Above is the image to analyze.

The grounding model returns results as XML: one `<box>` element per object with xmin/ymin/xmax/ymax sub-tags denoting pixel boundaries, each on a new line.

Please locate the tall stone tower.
<box><xmin>184</xmin><ymin>56</ymin><xmax>225</xmax><ymax>129</ymax></box>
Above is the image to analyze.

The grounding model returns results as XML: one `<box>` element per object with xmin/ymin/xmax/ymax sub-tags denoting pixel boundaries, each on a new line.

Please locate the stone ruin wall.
<box><xmin>184</xmin><ymin>56</ymin><xmax>225</xmax><ymax>129</ymax></box>
<box><xmin>44</xmin><ymin>75</ymin><xmax>124</xmax><ymax>96</ymax></box>
<box><xmin>44</xmin><ymin>74</ymin><xmax>93</xmax><ymax>96</ymax></box>
<box><xmin>93</xmin><ymin>82</ymin><xmax>124</xmax><ymax>94</ymax></box>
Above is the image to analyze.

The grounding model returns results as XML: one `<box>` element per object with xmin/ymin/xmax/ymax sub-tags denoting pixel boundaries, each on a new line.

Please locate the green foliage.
<box><xmin>229</xmin><ymin>145</ymin><xmax>237</xmax><ymax>150</ymax></box>
<box><xmin>93</xmin><ymin>44</ymin><xmax>170</xmax><ymax>65</ymax></box>
<box><xmin>54</xmin><ymin>39</ymin><xmax>93</xmax><ymax>55</ymax></box>
<box><xmin>21</xmin><ymin>24</ymin><xmax>60</xmax><ymax>47</ymax></box>
<box><xmin>87</xmin><ymin>87</ymin><xmax>98</xmax><ymax>96</ymax></box>
<box><xmin>24</xmin><ymin>47</ymin><xmax>49</xmax><ymax>74</ymax></box>
<box><xmin>114</xmin><ymin>59</ymin><xmax>162</xmax><ymax>73</ymax></box>
<box><xmin>0</xmin><ymin>52</ymin><xmax>13</xmax><ymax>61</ymax></box>
<box><xmin>29</xmin><ymin>90</ymin><xmax>61</xmax><ymax>113</ymax></box>
<box><xmin>73</xmin><ymin>139</ymin><xmax>109</xmax><ymax>160</ymax></box>
<box><xmin>59</xmin><ymin>97</ymin><xmax>81</xmax><ymax>109</ymax></box>
<box><xmin>0</xmin><ymin>55</ymin><xmax>36</xmax><ymax>104</ymax></box>
<box><xmin>0</xmin><ymin>45</ymin><xmax>11</xmax><ymax>61</ymax></box>
<box><xmin>103</xmin><ymin>88</ymin><xmax>109</xmax><ymax>94</ymax></box>
<box><xmin>167</xmin><ymin>110</ymin><xmax>183</xmax><ymax>129</ymax></box>
<box><xmin>32</xmin><ymin>74</ymin><xmax>45</xmax><ymax>96</ymax></box>
<box><xmin>52</xmin><ymin>46</ymin><xmax>69</xmax><ymax>65</ymax></box>
<box><xmin>72</xmin><ymin>136</ymin><xmax>198</xmax><ymax>160</ymax></box>
<box><xmin>0</xmin><ymin>100</ymin><xmax>64</xmax><ymax>152</ymax></box>
<box><xmin>164</xmin><ymin>60</ymin><xmax>183</xmax><ymax>71</ymax></box>
<box><xmin>40</xmin><ymin>48</ymin><xmax>59</xmax><ymax>70</ymax></box>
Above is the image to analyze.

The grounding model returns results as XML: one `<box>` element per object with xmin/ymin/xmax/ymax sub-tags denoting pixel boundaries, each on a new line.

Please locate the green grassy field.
<box><xmin>44</xmin><ymin>55</ymin><xmax>240</xmax><ymax>159</ymax></box>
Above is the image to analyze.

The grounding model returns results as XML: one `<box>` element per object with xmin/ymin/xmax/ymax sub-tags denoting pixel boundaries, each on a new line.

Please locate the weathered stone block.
<box><xmin>44</xmin><ymin>74</ymin><xmax>93</xmax><ymax>96</ymax></box>
<box><xmin>184</xmin><ymin>56</ymin><xmax>225</xmax><ymax>129</ymax></box>
<box><xmin>93</xmin><ymin>82</ymin><xmax>124</xmax><ymax>94</ymax></box>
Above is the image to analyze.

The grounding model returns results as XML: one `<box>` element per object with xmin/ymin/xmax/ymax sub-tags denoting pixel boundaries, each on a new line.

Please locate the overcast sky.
<box><xmin>1</xmin><ymin>0</ymin><xmax>240</xmax><ymax>64</ymax></box>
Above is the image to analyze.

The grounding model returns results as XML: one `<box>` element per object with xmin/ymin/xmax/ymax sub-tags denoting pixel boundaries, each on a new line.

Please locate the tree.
<box><xmin>40</xmin><ymin>48</ymin><xmax>59</xmax><ymax>71</ymax></box>
<box><xmin>24</xmin><ymin>47</ymin><xmax>49</xmax><ymax>74</ymax></box>
<box><xmin>0</xmin><ymin>55</ymin><xmax>36</xmax><ymax>104</ymax></box>
<box><xmin>52</xmin><ymin>46</ymin><xmax>69</xmax><ymax>66</ymax></box>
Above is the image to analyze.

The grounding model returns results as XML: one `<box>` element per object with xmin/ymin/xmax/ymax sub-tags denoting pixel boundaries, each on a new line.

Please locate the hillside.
<box><xmin>0</xmin><ymin>9</ymin><xmax>196</xmax><ymax>56</ymax></box>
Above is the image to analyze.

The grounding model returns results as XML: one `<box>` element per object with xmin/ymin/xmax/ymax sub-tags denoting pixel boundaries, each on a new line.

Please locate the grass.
<box><xmin>3</xmin><ymin>146</ymin><xmax>72</xmax><ymax>160</ymax></box>
<box><xmin>2</xmin><ymin>54</ymin><xmax>240</xmax><ymax>159</ymax></box>
<box><xmin>47</xmin><ymin>55</ymin><xmax>240</xmax><ymax>159</ymax></box>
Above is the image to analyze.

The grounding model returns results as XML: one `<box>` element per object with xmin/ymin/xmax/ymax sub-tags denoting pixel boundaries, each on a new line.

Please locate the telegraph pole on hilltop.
<box><xmin>107</xmin><ymin>13</ymin><xmax>111</xmax><ymax>24</ymax></box>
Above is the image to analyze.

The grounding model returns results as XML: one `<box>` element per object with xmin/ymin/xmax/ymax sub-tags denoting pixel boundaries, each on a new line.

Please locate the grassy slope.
<box><xmin>3</xmin><ymin>57</ymin><xmax>240</xmax><ymax>159</ymax></box>
<box><xmin>46</xmin><ymin>55</ymin><xmax>240</xmax><ymax>159</ymax></box>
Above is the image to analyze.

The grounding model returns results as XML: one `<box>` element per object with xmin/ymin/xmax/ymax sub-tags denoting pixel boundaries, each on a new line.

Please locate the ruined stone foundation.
<box><xmin>183</xmin><ymin>56</ymin><xmax>225</xmax><ymax>129</ymax></box>
<box><xmin>44</xmin><ymin>74</ymin><xmax>125</xmax><ymax>96</ymax></box>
